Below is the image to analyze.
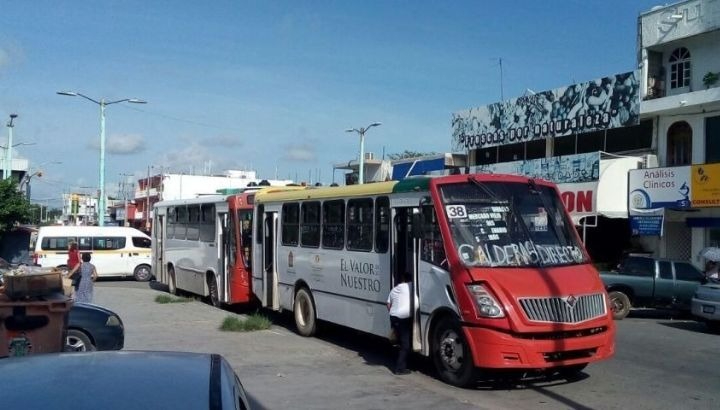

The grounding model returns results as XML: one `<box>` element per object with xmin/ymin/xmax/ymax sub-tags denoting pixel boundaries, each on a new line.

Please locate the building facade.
<box><xmin>632</xmin><ymin>0</ymin><xmax>720</xmax><ymax>263</ymax></box>
<box><xmin>128</xmin><ymin>170</ymin><xmax>293</xmax><ymax>230</ymax></box>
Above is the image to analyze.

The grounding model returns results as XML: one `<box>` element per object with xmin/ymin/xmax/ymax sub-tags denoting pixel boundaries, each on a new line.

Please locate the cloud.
<box><xmin>203</xmin><ymin>135</ymin><xmax>242</xmax><ymax>148</ymax></box>
<box><xmin>281</xmin><ymin>143</ymin><xmax>317</xmax><ymax>162</ymax></box>
<box><xmin>87</xmin><ymin>134</ymin><xmax>146</xmax><ymax>155</ymax></box>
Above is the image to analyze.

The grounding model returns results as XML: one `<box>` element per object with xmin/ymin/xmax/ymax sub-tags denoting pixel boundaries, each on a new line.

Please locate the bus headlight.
<box><xmin>466</xmin><ymin>284</ymin><xmax>505</xmax><ymax>318</ymax></box>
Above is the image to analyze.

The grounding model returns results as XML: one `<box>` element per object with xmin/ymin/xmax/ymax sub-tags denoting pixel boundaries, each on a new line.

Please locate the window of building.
<box><xmin>576</xmin><ymin>130</ymin><xmax>605</xmax><ymax>153</ymax></box>
<box><xmin>525</xmin><ymin>140</ymin><xmax>546</xmax><ymax>160</ymax></box>
<box><xmin>499</xmin><ymin>142</ymin><xmax>524</xmax><ymax>162</ymax></box>
<box><xmin>347</xmin><ymin>198</ymin><xmax>373</xmax><ymax>252</ymax></box>
<box><xmin>605</xmin><ymin>120</ymin><xmax>653</xmax><ymax>153</ymax></box>
<box><xmin>706</xmin><ymin>116</ymin><xmax>720</xmax><ymax>163</ymax></box>
<box><xmin>375</xmin><ymin>197</ymin><xmax>390</xmax><ymax>253</ymax></box>
<box><xmin>281</xmin><ymin>203</ymin><xmax>299</xmax><ymax>246</ymax></box>
<box><xmin>669</xmin><ymin>47</ymin><xmax>691</xmax><ymax>89</ymax></box>
<box><xmin>474</xmin><ymin>147</ymin><xmax>498</xmax><ymax>165</ymax></box>
<box><xmin>300</xmin><ymin>201</ymin><xmax>320</xmax><ymax>248</ymax></box>
<box><xmin>553</xmin><ymin>135</ymin><xmax>576</xmax><ymax>156</ymax></box>
<box><xmin>667</xmin><ymin>121</ymin><xmax>693</xmax><ymax>166</ymax></box>
<box><xmin>322</xmin><ymin>200</ymin><xmax>345</xmax><ymax>249</ymax></box>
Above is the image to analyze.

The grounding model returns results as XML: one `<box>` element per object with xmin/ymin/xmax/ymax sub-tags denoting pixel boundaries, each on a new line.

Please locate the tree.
<box><xmin>0</xmin><ymin>179</ymin><xmax>32</xmax><ymax>232</ymax></box>
<box><xmin>386</xmin><ymin>150</ymin><xmax>439</xmax><ymax>160</ymax></box>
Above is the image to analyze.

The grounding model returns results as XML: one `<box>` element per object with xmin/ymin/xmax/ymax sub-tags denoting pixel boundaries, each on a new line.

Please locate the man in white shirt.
<box><xmin>387</xmin><ymin>272</ymin><xmax>412</xmax><ymax>375</ymax></box>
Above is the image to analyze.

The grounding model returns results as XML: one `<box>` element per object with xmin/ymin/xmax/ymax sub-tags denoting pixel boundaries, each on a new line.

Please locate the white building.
<box><xmin>634</xmin><ymin>0</ymin><xmax>720</xmax><ymax>262</ymax></box>
<box><xmin>131</xmin><ymin>170</ymin><xmax>293</xmax><ymax>229</ymax></box>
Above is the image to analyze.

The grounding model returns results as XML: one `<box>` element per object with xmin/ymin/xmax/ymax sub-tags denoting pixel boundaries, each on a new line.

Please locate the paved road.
<box><xmin>95</xmin><ymin>281</ymin><xmax>720</xmax><ymax>409</ymax></box>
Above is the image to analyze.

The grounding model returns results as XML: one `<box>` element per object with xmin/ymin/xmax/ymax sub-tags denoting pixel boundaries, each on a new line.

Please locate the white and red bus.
<box><xmin>152</xmin><ymin>192</ymin><xmax>256</xmax><ymax>306</ymax></box>
<box><xmin>251</xmin><ymin>173</ymin><xmax>615</xmax><ymax>386</ymax></box>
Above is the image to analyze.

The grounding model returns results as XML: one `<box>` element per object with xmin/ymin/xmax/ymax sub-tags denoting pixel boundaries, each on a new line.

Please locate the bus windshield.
<box><xmin>439</xmin><ymin>178</ymin><xmax>588</xmax><ymax>268</ymax></box>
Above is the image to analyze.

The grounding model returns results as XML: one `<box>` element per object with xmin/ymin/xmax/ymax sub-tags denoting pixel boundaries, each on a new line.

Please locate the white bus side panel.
<box><xmin>276</xmin><ymin>245</ymin><xmax>393</xmax><ymax>338</ymax></box>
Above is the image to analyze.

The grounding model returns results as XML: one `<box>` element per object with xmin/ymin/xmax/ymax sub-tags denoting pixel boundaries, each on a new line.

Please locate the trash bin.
<box><xmin>0</xmin><ymin>293</ymin><xmax>73</xmax><ymax>358</ymax></box>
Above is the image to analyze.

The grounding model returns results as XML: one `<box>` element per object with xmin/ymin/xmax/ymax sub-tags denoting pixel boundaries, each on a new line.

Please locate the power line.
<box><xmin>119</xmin><ymin>104</ymin><xmax>246</xmax><ymax>133</ymax></box>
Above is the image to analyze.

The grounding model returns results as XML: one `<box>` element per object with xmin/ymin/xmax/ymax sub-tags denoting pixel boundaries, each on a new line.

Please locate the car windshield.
<box><xmin>439</xmin><ymin>178</ymin><xmax>588</xmax><ymax>268</ymax></box>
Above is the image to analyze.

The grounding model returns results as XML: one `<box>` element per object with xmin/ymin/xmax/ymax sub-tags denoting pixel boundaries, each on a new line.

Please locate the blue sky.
<box><xmin>1</xmin><ymin>0</ymin><xmax>663</xmax><ymax>205</ymax></box>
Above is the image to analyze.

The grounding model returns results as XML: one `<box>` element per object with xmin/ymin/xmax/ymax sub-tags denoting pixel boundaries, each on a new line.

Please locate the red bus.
<box><xmin>151</xmin><ymin>192</ymin><xmax>256</xmax><ymax>306</ymax></box>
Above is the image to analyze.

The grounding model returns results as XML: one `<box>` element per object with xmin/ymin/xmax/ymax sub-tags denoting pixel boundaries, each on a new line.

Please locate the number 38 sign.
<box><xmin>445</xmin><ymin>205</ymin><xmax>467</xmax><ymax>218</ymax></box>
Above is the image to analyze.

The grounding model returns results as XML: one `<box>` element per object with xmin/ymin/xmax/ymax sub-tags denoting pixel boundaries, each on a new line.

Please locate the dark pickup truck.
<box><xmin>600</xmin><ymin>256</ymin><xmax>706</xmax><ymax>319</ymax></box>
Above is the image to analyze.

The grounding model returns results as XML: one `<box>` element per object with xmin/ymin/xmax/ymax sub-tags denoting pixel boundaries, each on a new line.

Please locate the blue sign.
<box><xmin>629</xmin><ymin>215</ymin><xmax>664</xmax><ymax>236</ymax></box>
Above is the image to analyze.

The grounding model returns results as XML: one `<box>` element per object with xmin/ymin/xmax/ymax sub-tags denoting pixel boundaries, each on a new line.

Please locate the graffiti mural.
<box><xmin>452</xmin><ymin>71</ymin><xmax>640</xmax><ymax>151</ymax></box>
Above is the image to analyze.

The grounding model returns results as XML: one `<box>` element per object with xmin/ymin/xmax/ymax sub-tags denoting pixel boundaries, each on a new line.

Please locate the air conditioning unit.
<box><xmin>643</xmin><ymin>154</ymin><xmax>658</xmax><ymax>168</ymax></box>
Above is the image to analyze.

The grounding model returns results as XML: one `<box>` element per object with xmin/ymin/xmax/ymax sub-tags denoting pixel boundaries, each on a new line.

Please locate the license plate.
<box><xmin>703</xmin><ymin>305</ymin><xmax>716</xmax><ymax>314</ymax></box>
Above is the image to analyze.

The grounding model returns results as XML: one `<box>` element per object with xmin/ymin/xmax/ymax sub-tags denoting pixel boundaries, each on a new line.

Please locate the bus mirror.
<box><xmin>420</xmin><ymin>196</ymin><xmax>432</xmax><ymax>207</ymax></box>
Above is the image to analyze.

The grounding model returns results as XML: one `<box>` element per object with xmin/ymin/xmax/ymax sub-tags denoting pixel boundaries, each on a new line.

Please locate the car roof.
<box><xmin>0</xmin><ymin>351</ymin><xmax>223</xmax><ymax>409</ymax></box>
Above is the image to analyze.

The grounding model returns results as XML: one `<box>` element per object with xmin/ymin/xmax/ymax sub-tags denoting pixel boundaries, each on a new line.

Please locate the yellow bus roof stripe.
<box><xmin>255</xmin><ymin>181</ymin><xmax>398</xmax><ymax>203</ymax></box>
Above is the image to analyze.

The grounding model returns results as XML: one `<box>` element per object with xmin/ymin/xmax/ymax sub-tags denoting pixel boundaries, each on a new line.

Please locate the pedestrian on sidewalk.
<box><xmin>387</xmin><ymin>272</ymin><xmax>412</xmax><ymax>375</ymax></box>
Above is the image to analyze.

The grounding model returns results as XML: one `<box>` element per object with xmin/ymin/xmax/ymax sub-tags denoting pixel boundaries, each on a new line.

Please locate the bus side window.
<box><xmin>78</xmin><ymin>237</ymin><xmax>92</xmax><ymax>251</ymax></box>
<box><xmin>375</xmin><ymin>197</ymin><xmax>389</xmax><ymax>253</ymax></box>
<box><xmin>347</xmin><ymin>198</ymin><xmax>373</xmax><ymax>252</ymax></box>
<box><xmin>421</xmin><ymin>205</ymin><xmax>445</xmax><ymax>267</ymax></box>
<box><xmin>238</xmin><ymin>210</ymin><xmax>253</xmax><ymax>270</ymax></box>
<box><xmin>282</xmin><ymin>203</ymin><xmax>299</xmax><ymax>246</ymax></box>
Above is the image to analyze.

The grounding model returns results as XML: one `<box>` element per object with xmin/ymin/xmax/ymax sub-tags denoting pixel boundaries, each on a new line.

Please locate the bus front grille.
<box><xmin>519</xmin><ymin>293</ymin><xmax>606</xmax><ymax>324</ymax></box>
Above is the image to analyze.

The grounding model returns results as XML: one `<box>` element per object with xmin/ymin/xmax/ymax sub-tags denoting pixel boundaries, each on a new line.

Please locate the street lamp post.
<box><xmin>345</xmin><ymin>122</ymin><xmax>381</xmax><ymax>185</ymax></box>
<box><xmin>57</xmin><ymin>91</ymin><xmax>146</xmax><ymax>226</ymax></box>
<box><xmin>4</xmin><ymin>114</ymin><xmax>18</xmax><ymax>180</ymax></box>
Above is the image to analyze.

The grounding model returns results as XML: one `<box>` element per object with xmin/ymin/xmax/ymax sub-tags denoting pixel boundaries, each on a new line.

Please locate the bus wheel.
<box><xmin>432</xmin><ymin>318</ymin><xmax>475</xmax><ymax>387</ymax></box>
<box><xmin>294</xmin><ymin>288</ymin><xmax>317</xmax><ymax>337</ymax></box>
<box><xmin>133</xmin><ymin>264</ymin><xmax>152</xmax><ymax>282</ymax></box>
<box><xmin>208</xmin><ymin>275</ymin><xmax>222</xmax><ymax>308</ymax></box>
<box><xmin>168</xmin><ymin>267</ymin><xmax>177</xmax><ymax>295</ymax></box>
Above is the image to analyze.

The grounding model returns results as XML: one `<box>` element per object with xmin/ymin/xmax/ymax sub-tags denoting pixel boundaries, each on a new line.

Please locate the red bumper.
<box><xmin>463</xmin><ymin>323</ymin><xmax>615</xmax><ymax>369</ymax></box>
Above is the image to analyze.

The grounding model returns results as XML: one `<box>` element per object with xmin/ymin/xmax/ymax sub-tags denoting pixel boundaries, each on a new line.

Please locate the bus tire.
<box><xmin>294</xmin><ymin>288</ymin><xmax>317</xmax><ymax>337</ymax></box>
<box><xmin>608</xmin><ymin>291</ymin><xmax>631</xmax><ymax>320</ymax></box>
<box><xmin>432</xmin><ymin>317</ymin><xmax>475</xmax><ymax>387</ymax></box>
<box><xmin>133</xmin><ymin>264</ymin><xmax>152</xmax><ymax>282</ymax></box>
<box><xmin>168</xmin><ymin>266</ymin><xmax>178</xmax><ymax>295</ymax></box>
<box><xmin>208</xmin><ymin>275</ymin><xmax>222</xmax><ymax>308</ymax></box>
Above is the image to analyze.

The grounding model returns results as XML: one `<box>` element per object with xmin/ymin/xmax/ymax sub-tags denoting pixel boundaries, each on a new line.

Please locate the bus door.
<box><xmin>393</xmin><ymin>206</ymin><xmax>422</xmax><ymax>352</ymax></box>
<box><xmin>261</xmin><ymin>211</ymin><xmax>279</xmax><ymax>310</ymax></box>
<box><xmin>152</xmin><ymin>212</ymin><xmax>165</xmax><ymax>284</ymax></box>
<box><xmin>218</xmin><ymin>212</ymin><xmax>229</xmax><ymax>303</ymax></box>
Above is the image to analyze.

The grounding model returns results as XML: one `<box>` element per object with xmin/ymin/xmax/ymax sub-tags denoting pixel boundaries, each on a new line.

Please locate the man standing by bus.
<box><xmin>387</xmin><ymin>272</ymin><xmax>412</xmax><ymax>375</ymax></box>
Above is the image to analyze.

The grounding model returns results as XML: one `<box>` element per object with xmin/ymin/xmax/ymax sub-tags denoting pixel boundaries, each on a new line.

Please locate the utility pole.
<box><xmin>145</xmin><ymin>166</ymin><xmax>151</xmax><ymax>232</ymax></box>
<box><xmin>4</xmin><ymin>114</ymin><xmax>18</xmax><ymax>180</ymax></box>
<box><xmin>120</xmin><ymin>173</ymin><xmax>133</xmax><ymax>227</ymax></box>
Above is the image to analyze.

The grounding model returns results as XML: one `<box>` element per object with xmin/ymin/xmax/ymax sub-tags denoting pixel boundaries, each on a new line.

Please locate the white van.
<box><xmin>33</xmin><ymin>226</ymin><xmax>153</xmax><ymax>281</ymax></box>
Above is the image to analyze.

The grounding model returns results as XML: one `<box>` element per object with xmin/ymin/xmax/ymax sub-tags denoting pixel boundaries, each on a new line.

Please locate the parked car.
<box><xmin>600</xmin><ymin>256</ymin><xmax>706</xmax><ymax>319</ymax></box>
<box><xmin>0</xmin><ymin>351</ymin><xmax>251</xmax><ymax>409</ymax></box>
<box><xmin>691</xmin><ymin>281</ymin><xmax>720</xmax><ymax>333</ymax></box>
<box><xmin>66</xmin><ymin>303</ymin><xmax>124</xmax><ymax>352</ymax></box>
